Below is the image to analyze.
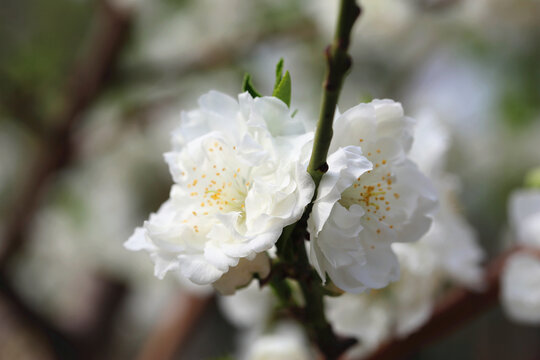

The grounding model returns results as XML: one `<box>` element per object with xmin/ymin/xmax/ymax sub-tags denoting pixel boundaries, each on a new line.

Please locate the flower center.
<box><xmin>339</xmin><ymin>149</ymin><xmax>402</xmax><ymax>236</ymax></box>
<box><xmin>179</xmin><ymin>139</ymin><xmax>252</xmax><ymax>233</ymax></box>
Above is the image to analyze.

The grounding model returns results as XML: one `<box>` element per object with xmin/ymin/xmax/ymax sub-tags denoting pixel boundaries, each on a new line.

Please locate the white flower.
<box><xmin>218</xmin><ymin>282</ymin><xmax>310</xmax><ymax>359</ymax></box>
<box><xmin>218</xmin><ymin>280</ymin><xmax>276</xmax><ymax>329</ymax></box>
<box><xmin>508</xmin><ymin>189</ymin><xmax>540</xmax><ymax>248</ymax></box>
<box><xmin>242</xmin><ymin>322</ymin><xmax>311</xmax><ymax>360</ymax></box>
<box><xmin>502</xmin><ymin>189</ymin><xmax>540</xmax><ymax>324</ymax></box>
<box><xmin>420</xmin><ymin>176</ymin><xmax>484</xmax><ymax>288</ymax></box>
<box><xmin>126</xmin><ymin>91</ymin><xmax>315</xmax><ymax>292</ymax></box>
<box><xmin>502</xmin><ymin>253</ymin><xmax>540</xmax><ymax>324</ymax></box>
<box><xmin>308</xmin><ymin>100</ymin><xmax>437</xmax><ymax>293</ymax></box>
<box><xmin>409</xmin><ymin>112</ymin><xmax>484</xmax><ymax>288</ymax></box>
<box><xmin>325</xmin><ymin>293</ymin><xmax>391</xmax><ymax>359</ymax></box>
<box><xmin>326</xmin><ymin>244</ymin><xmax>439</xmax><ymax>359</ymax></box>
<box><xmin>213</xmin><ymin>252</ymin><xmax>271</xmax><ymax>295</ymax></box>
<box><xmin>325</xmin><ymin>112</ymin><xmax>483</xmax><ymax>358</ymax></box>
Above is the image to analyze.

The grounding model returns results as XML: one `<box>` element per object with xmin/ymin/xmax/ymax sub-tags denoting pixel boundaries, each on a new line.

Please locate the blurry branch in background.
<box><xmin>54</xmin><ymin>17</ymin><xmax>320</xmax><ymax>158</ymax></box>
<box><xmin>0</xmin><ymin>0</ymin><xmax>132</xmax><ymax>268</ymax></box>
<box><xmin>68</xmin><ymin>275</ymin><xmax>129</xmax><ymax>360</ymax></box>
<box><xmin>363</xmin><ymin>247</ymin><xmax>522</xmax><ymax>360</ymax></box>
<box><xmin>0</xmin><ymin>272</ymin><xmax>127</xmax><ymax>360</ymax></box>
<box><xmin>116</xmin><ymin>17</ymin><xmax>318</xmax><ymax>88</ymax></box>
<box><xmin>0</xmin><ymin>273</ymin><xmax>74</xmax><ymax>358</ymax></box>
<box><xmin>0</xmin><ymin>76</ymin><xmax>45</xmax><ymax>136</ymax></box>
<box><xmin>0</xmin><ymin>0</ymin><xmax>133</xmax><ymax>358</ymax></box>
<box><xmin>136</xmin><ymin>294</ymin><xmax>213</xmax><ymax>360</ymax></box>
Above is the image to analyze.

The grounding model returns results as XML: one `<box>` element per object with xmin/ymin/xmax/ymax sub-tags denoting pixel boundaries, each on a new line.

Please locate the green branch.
<box><xmin>308</xmin><ymin>0</ymin><xmax>361</xmax><ymax>187</ymax></box>
<box><xmin>271</xmin><ymin>0</ymin><xmax>360</xmax><ymax>359</ymax></box>
<box><xmin>271</xmin><ymin>2</ymin><xmax>361</xmax><ymax>358</ymax></box>
<box><xmin>276</xmin><ymin>0</ymin><xmax>360</xmax><ymax>260</ymax></box>
<box><xmin>277</xmin><ymin>0</ymin><xmax>360</xmax><ymax>255</ymax></box>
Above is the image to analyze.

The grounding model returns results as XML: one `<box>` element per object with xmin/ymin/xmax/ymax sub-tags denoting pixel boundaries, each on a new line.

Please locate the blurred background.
<box><xmin>1</xmin><ymin>0</ymin><xmax>540</xmax><ymax>359</ymax></box>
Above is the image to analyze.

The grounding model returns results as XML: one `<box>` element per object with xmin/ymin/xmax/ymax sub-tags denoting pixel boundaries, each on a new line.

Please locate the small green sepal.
<box><xmin>272</xmin><ymin>70</ymin><xmax>291</xmax><ymax>107</ymax></box>
<box><xmin>275</xmin><ymin>58</ymin><xmax>285</xmax><ymax>85</ymax></box>
<box><xmin>242</xmin><ymin>73</ymin><xmax>262</xmax><ymax>98</ymax></box>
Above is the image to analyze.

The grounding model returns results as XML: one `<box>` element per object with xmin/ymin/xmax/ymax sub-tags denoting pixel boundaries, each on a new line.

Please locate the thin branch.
<box><xmin>0</xmin><ymin>1</ymin><xmax>132</xmax><ymax>358</ymax></box>
<box><xmin>0</xmin><ymin>0</ymin><xmax>132</xmax><ymax>267</ymax></box>
<box><xmin>0</xmin><ymin>270</ymin><xmax>128</xmax><ymax>360</ymax></box>
<box><xmin>71</xmin><ymin>275</ymin><xmax>129</xmax><ymax>360</ymax></box>
<box><xmin>364</xmin><ymin>247</ymin><xmax>519</xmax><ymax>360</ymax></box>
<box><xmin>271</xmin><ymin>1</ymin><xmax>361</xmax><ymax>359</ymax></box>
<box><xmin>0</xmin><ymin>270</ymin><xmax>77</xmax><ymax>359</ymax></box>
<box><xmin>307</xmin><ymin>0</ymin><xmax>361</xmax><ymax>186</ymax></box>
<box><xmin>276</xmin><ymin>0</ymin><xmax>361</xmax><ymax>254</ymax></box>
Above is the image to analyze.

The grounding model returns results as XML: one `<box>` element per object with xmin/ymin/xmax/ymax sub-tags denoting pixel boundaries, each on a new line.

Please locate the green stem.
<box><xmin>268</xmin><ymin>262</ymin><xmax>296</xmax><ymax>309</ymax></box>
<box><xmin>297</xmin><ymin>274</ymin><xmax>356</xmax><ymax>360</ymax></box>
<box><xmin>307</xmin><ymin>0</ymin><xmax>361</xmax><ymax>187</ymax></box>
<box><xmin>272</xmin><ymin>1</ymin><xmax>361</xmax><ymax>358</ymax></box>
<box><xmin>272</xmin><ymin>234</ymin><xmax>357</xmax><ymax>359</ymax></box>
<box><xmin>277</xmin><ymin>0</ymin><xmax>360</xmax><ymax>263</ymax></box>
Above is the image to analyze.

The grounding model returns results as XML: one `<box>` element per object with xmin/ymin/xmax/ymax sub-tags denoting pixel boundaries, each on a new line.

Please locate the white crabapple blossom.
<box><xmin>409</xmin><ymin>112</ymin><xmax>484</xmax><ymax>289</ymax></box>
<box><xmin>502</xmin><ymin>189</ymin><xmax>540</xmax><ymax>324</ymax></box>
<box><xmin>218</xmin><ymin>281</ymin><xmax>276</xmax><ymax>329</ymax></box>
<box><xmin>508</xmin><ymin>189</ymin><xmax>540</xmax><ymax>249</ymax></box>
<box><xmin>125</xmin><ymin>91</ymin><xmax>315</xmax><ymax>294</ymax></box>
<box><xmin>241</xmin><ymin>322</ymin><xmax>312</xmax><ymax>360</ymax></box>
<box><xmin>308</xmin><ymin>100</ymin><xmax>438</xmax><ymax>293</ymax></box>
<box><xmin>324</xmin><ymin>114</ymin><xmax>484</xmax><ymax>358</ymax></box>
<box><xmin>502</xmin><ymin>253</ymin><xmax>540</xmax><ymax>324</ymax></box>
<box><xmin>325</xmin><ymin>244</ymin><xmax>438</xmax><ymax>359</ymax></box>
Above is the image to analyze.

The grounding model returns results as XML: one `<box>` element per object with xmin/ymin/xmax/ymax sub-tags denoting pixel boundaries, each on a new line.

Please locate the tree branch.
<box><xmin>0</xmin><ymin>2</ymin><xmax>132</xmax><ymax>358</ymax></box>
<box><xmin>0</xmin><ymin>0</ymin><xmax>132</xmax><ymax>268</ymax></box>
<box><xmin>364</xmin><ymin>247</ymin><xmax>519</xmax><ymax>360</ymax></box>
<box><xmin>0</xmin><ymin>271</ymin><xmax>76</xmax><ymax>358</ymax></box>
<box><xmin>0</xmin><ymin>270</ymin><xmax>128</xmax><ymax>360</ymax></box>
<box><xmin>307</xmin><ymin>0</ymin><xmax>361</xmax><ymax>186</ymax></box>
<box><xmin>271</xmin><ymin>2</ymin><xmax>361</xmax><ymax>358</ymax></box>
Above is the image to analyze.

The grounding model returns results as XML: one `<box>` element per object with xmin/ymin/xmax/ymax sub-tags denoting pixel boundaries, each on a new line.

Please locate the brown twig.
<box><xmin>136</xmin><ymin>293</ymin><xmax>213</xmax><ymax>360</ymax></box>
<box><xmin>0</xmin><ymin>271</ymin><xmax>77</xmax><ymax>358</ymax></box>
<box><xmin>70</xmin><ymin>275</ymin><xmax>129</xmax><ymax>360</ymax></box>
<box><xmin>364</xmin><ymin>247</ymin><xmax>520</xmax><ymax>360</ymax></box>
<box><xmin>0</xmin><ymin>0</ymin><xmax>132</xmax><ymax>268</ymax></box>
<box><xmin>0</xmin><ymin>270</ymin><xmax>128</xmax><ymax>360</ymax></box>
<box><xmin>0</xmin><ymin>1</ymin><xmax>132</xmax><ymax>358</ymax></box>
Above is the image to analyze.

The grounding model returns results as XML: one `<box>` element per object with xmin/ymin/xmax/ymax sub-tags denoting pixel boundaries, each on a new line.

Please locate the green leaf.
<box><xmin>242</xmin><ymin>59</ymin><xmax>291</xmax><ymax>106</ymax></box>
<box><xmin>275</xmin><ymin>58</ymin><xmax>284</xmax><ymax>86</ymax></box>
<box><xmin>272</xmin><ymin>70</ymin><xmax>291</xmax><ymax>107</ymax></box>
<box><xmin>241</xmin><ymin>73</ymin><xmax>261</xmax><ymax>98</ymax></box>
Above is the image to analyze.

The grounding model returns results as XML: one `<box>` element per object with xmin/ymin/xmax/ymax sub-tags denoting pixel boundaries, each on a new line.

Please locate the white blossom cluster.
<box><xmin>324</xmin><ymin>113</ymin><xmax>484</xmax><ymax>358</ymax></box>
<box><xmin>219</xmin><ymin>113</ymin><xmax>484</xmax><ymax>359</ymax></box>
<box><xmin>126</xmin><ymin>91</ymin><xmax>438</xmax><ymax>296</ymax></box>
<box><xmin>219</xmin><ymin>282</ymin><xmax>314</xmax><ymax>359</ymax></box>
<box><xmin>126</xmin><ymin>91</ymin><xmax>315</xmax><ymax>294</ymax></box>
<box><xmin>502</xmin><ymin>188</ymin><xmax>540</xmax><ymax>324</ymax></box>
<box><xmin>308</xmin><ymin>101</ymin><xmax>438</xmax><ymax>293</ymax></box>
